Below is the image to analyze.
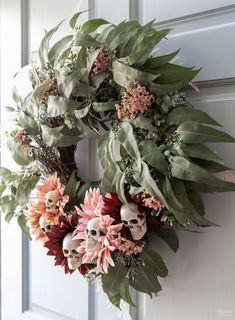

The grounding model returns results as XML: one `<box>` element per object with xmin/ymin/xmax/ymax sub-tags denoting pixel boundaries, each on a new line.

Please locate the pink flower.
<box><xmin>115</xmin><ymin>81</ymin><xmax>154</xmax><ymax>120</ymax></box>
<box><xmin>91</xmin><ymin>49</ymin><xmax>112</xmax><ymax>75</ymax></box>
<box><xmin>35</xmin><ymin>172</ymin><xmax>69</xmax><ymax>213</ymax></box>
<box><xmin>73</xmin><ymin>188</ymin><xmax>126</xmax><ymax>273</ymax></box>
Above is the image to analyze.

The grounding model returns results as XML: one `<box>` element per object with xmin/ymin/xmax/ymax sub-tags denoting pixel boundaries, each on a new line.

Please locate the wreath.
<box><xmin>1</xmin><ymin>13</ymin><xmax>235</xmax><ymax>311</ymax></box>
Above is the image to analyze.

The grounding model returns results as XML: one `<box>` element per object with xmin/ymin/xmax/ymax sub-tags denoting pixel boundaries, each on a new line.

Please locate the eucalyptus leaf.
<box><xmin>47</xmin><ymin>96</ymin><xmax>84</xmax><ymax>117</ymax></box>
<box><xmin>92</xmin><ymin>101</ymin><xmax>118</xmax><ymax>112</ymax></box>
<box><xmin>140</xmin><ymin>249</ymin><xmax>168</xmax><ymax>278</ymax></box>
<box><xmin>39</xmin><ymin>21</ymin><xmax>63</xmax><ymax>67</ymax></box>
<box><xmin>81</xmin><ymin>18</ymin><xmax>110</xmax><ymax>33</ymax></box>
<box><xmin>138</xmin><ymin>140</ymin><xmax>168</xmax><ymax>175</ymax></box>
<box><xmin>112</xmin><ymin>60</ymin><xmax>158</xmax><ymax>87</ymax></box>
<box><xmin>170</xmin><ymin>156</ymin><xmax>235</xmax><ymax>191</ymax></box>
<box><xmin>163</xmin><ymin>177</ymin><xmax>189</xmax><ymax>225</ymax></box>
<box><xmin>117</xmin><ymin>122</ymin><xmax>141</xmax><ymax>173</ymax></box>
<box><xmin>119</xmin><ymin>278</ymin><xmax>136</xmax><ymax>307</ymax></box>
<box><xmin>48</xmin><ymin>35</ymin><xmax>73</xmax><ymax>64</ymax></box>
<box><xmin>156</xmin><ymin>228</ymin><xmax>179</xmax><ymax>252</ymax></box>
<box><xmin>177</xmin><ymin>143</ymin><xmax>222</xmax><ymax>163</ymax></box>
<box><xmin>177</xmin><ymin>121</ymin><xmax>235</xmax><ymax>143</ymax></box>
<box><xmin>143</xmin><ymin>50</ymin><xmax>180</xmax><ymax>69</ymax></box>
<box><xmin>102</xmin><ymin>263</ymin><xmax>128</xmax><ymax>297</ymax></box>
<box><xmin>70</xmin><ymin>11</ymin><xmax>87</xmax><ymax>29</ymax></box>
<box><xmin>167</xmin><ymin>107</ymin><xmax>221</xmax><ymax>126</ymax></box>
<box><xmin>133</xmin><ymin>161</ymin><xmax>166</xmax><ymax>205</ymax></box>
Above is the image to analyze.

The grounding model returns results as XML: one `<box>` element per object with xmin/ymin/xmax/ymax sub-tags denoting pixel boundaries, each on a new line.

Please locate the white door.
<box><xmin>1</xmin><ymin>1</ymin><xmax>235</xmax><ymax>320</ymax></box>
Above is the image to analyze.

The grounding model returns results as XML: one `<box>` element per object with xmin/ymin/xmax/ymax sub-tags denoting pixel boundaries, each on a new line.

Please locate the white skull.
<box><xmin>86</xmin><ymin>217</ymin><xmax>102</xmax><ymax>252</ymax></box>
<box><xmin>120</xmin><ymin>203</ymin><xmax>147</xmax><ymax>240</ymax></box>
<box><xmin>39</xmin><ymin>215</ymin><xmax>52</xmax><ymax>233</ymax></box>
<box><xmin>45</xmin><ymin>191</ymin><xmax>60</xmax><ymax>211</ymax></box>
<box><xmin>62</xmin><ymin>233</ymin><xmax>82</xmax><ymax>270</ymax></box>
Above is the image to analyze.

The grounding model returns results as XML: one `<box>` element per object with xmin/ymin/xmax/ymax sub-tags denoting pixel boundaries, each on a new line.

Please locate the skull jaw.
<box><xmin>86</xmin><ymin>238</ymin><xmax>99</xmax><ymax>252</ymax></box>
<box><xmin>130</xmin><ymin>223</ymin><xmax>147</xmax><ymax>240</ymax></box>
<box><xmin>67</xmin><ymin>257</ymin><xmax>82</xmax><ymax>270</ymax></box>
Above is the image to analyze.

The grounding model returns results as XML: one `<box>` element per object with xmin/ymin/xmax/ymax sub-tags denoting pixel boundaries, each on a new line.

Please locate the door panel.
<box><xmin>1</xmin><ymin>1</ymin><xmax>235</xmax><ymax>320</ymax></box>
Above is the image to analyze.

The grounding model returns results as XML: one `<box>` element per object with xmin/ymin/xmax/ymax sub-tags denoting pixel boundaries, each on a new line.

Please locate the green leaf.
<box><xmin>12</xmin><ymin>85</ymin><xmax>22</xmax><ymax>104</ymax></box>
<box><xmin>48</xmin><ymin>35</ymin><xmax>73</xmax><ymax>64</ymax></box>
<box><xmin>185</xmin><ymin>180</ymin><xmax>235</xmax><ymax>193</ymax></box>
<box><xmin>7</xmin><ymin>135</ymin><xmax>31</xmax><ymax>166</ymax></box>
<box><xmin>17</xmin><ymin>214</ymin><xmax>31</xmax><ymax>238</ymax></box>
<box><xmin>188</xmin><ymin>192</ymin><xmax>205</xmax><ymax>216</ymax></box>
<box><xmin>118</xmin><ymin>122</ymin><xmax>141</xmax><ymax>173</ymax></box>
<box><xmin>177</xmin><ymin>121</ymin><xmax>235</xmax><ymax>143</ymax></box>
<box><xmin>107</xmin><ymin>294</ymin><xmax>121</xmax><ymax>309</ymax></box>
<box><xmin>121</xmin><ymin>29</ymin><xmax>170</xmax><ymax>66</ymax></box>
<box><xmin>72</xmin><ymin>30</ymin><xmax>101</xmax><ymax>47</ymax></box>
<box><xmin>130</xmin><ymin>263</ymin><xmax>161</xmax><ymax>295</ymax></box>
<box><xmin>17</xmin><ymin>110</ymin><xmax>39</xmax><ymax>135</ymax></box>
<box><xmin>156</xmin><ymin>228</ymin><xmax>179</xmax><ymax>252</ymax></box>
<box><xmin>16</xmin><ymin>174</ymin><xmax>40</xmax><ymax>204</ymax></box>
<box><xmin>163</xmin><ymin>177</ymin><xmax>189</xmax><ymax>225</ymax></box>
<box><xmin>167</xmin><ymin>107</ymin><xmax>221</xmax><ymax>126</ymax></box>
<box><xmin>112</xmin><ymin>60</ymin><xmax>157</xmax><ymax>87</ymax></box>
<box><xmin>188</xmin><ymin>193</ymin><xmax>218</xmax><ymax>226</ymax></box>
<box><xmin>138</xmin><ymin>140</ymin><xmax>168</xmax><ymax>175</ymax></box>
<box><xmin>102</xmin><ymin>263</ymin><xmax>128</xmax><ymax>296</ymax></box>
<box><xmin>41</xmin><ymin>125</ymin><xmax>81</xmax><ymax>147</ymax></box>
<box><xmin>47</xmin><ymin>96</ymin><xmax>84</xmax><ymax>117</ymax></box>
<box><xmin>64</xmin><ymin>171</ymin><xmax>79</xmax><ymax>199</ymax></box>
<box><xmin>153</xmin><ymin>63</ymin><xmax>200</xmax><ymax>84</ymax></box>
<box><xmin>192</xmin><ymin>159</ymin><xmax>231</xmax><ymax>173</ymax></box>
<box><xmin>119</xmin><ymin>278</ymin><xmax>136</xmax><ymax>307</ymax></box>
<box><xmin>81</xmin><ymin>18</ymin><xmax>110</xmax><ymax>33</ymax></box>
<box><xmin>39</xmin><ymin>21</ymin><xmax>63</xmax><ymax>67</ymax></box>
<box><xmin>58</xmin><ymin>69</ymin><xmax>87</xmax><ymax>99</ymax></box>
<box><xmin>130</xmin><ymin>115</ymin><xmax>157</xmax><ymax>133</ymax></box>
<box><xmin>107</xmin><ymin>21</ymin><xmax>140</xmax><ymax>51</ymax></box>
<box><xmin>140</xmin><ymin>249</ymin><xmax>168</xmax><ymax>278</ymax></box>
<box><xmin>133</xmin><ymin>160</ymin><xmax>166</xmax><ymax>206</ymax></box>
<box><xmin>170</xmin><ymin>156</ymin><xmax>235</xmax><ymax>191</ymax></box>
<box><xmin>143</xmin><ymin>50</ymin><xmax>180</xmax><ymax>69</ymax></box>
<box><xmin>69</xmin><ymin>11</ymin><xmax>87</xmax><ymax>29</ymax></box>
<box><xmin>92</xmin><ymin>101</ymin><xmax>118</xmax><ymax>112</ymax></box>
<box><xmin>177</xmin><ymin>143</ymin><xmax>222</xmax><ymax>163</ymax></box>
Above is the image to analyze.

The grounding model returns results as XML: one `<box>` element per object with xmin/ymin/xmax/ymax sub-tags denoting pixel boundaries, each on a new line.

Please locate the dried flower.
<box><xmin>115</xmin><ymin>81</ymin><xmax>154</xmax><ymax>120</ymax></box>
<box><xmin>91</xmin><ymin>49</ymin><xmax>112</xmax><ymax>75</ymax></box>
<box><xmin>41</xmin><ymin>78</ymin><xmax>57</xmax><ymax>103</ymax></box>
<box><xmin>14</xmin><ymin>128</ymin><xmax>29</xmax><ymax>149</ymax></box>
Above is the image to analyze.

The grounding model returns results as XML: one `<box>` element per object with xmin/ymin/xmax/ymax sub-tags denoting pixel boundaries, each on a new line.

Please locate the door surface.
<box><xmin>1</xmin><ymin>1</ymin><xmax>235</xmax><ymax>320</ymax></box>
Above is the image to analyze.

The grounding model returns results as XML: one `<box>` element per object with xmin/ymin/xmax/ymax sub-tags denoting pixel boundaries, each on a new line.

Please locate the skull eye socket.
<box><xmin>130</xmin><ymin>219</ymin><xmax>139</xmax><ymax>224</ymax></box>
<box><xmin>72</xmin><ymin>249</ymin><xmax>78</xmax><ymax>255</ymax></box>
<box><xmin>91</xmin><ymin>230</ymin><xmax>97</xmax><ymax>236</ymax></box>
<box><xmin>137</xmin><ymin>214</ymin><xmax>144</xmax><ymax>220</ymax></box>
<box><xmin>63</xmin><ymin>249</ymin><xmax>69</xmax><ymax>254</ymax></box>
<box><xmin>47</xmin><ymin>225</ymin><xmax>51</xmax><ymax>231</ymax></box>
<box><xmin>122</xmin><ymin>220</ymin><xmax>128</xmax><ymax>226</ymax></box>
<box><xmin>48</xmin><ymin>199</ymin><xmax>53</xmax><ymax>203</ymax></box>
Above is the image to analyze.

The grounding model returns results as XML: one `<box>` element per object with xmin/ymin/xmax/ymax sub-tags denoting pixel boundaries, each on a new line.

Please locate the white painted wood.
<box><xmin>139</xmin><ymin>0</ymin><xmax>235</xmax><ymax>23</ymax></box>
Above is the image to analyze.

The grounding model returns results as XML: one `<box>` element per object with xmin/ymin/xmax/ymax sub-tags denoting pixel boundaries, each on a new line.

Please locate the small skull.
<box><xmin>120</xmin><ymin>203</ymin><xmax>147</xmax><ymax>240</ymax></box>
<box><xmin>86</xmin><ymin>217</ymin><xmax>102</xmax><ymax>252</ymax></box>
<box><xmin>39</xmin><ymin>215</ymin><xmax>52</xmax><ymax>233</ymax></box>
<box><xmin>62</xmin><ymin>233</ymin><xmax>82</xmax><ymax>270</ymax></box>
<box><xmin>45</xmin><ymin>190</ymin><xmax>60</xmax><ymax>211</ymax></box>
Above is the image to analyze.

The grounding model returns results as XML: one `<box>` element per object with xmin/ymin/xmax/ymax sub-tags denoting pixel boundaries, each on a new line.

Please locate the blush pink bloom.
<box><xmin>91</xmin><ymin>49</ymin><xmax>112</xmax><ymax>75</ymax></box>
<box><xmin>73</xmin><ymin>188</ymin><xmax>125</xmax><ymax>273</ymax></box>
<box><xmin>35</xmin><ymin>172</ymin><xmax>69</xmax><ymax>212</ymax></box>
<box><xmin>115</xmin><ymin>81</ymin><xmax>154</xmax><ymax>120</ymax></box>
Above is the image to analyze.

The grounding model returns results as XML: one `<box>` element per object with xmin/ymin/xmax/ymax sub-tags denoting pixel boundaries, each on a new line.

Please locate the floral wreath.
<box><xmin>1</xmin><ymin>13</ymin><xmax>235</xmax><ymax>311</ymax></box>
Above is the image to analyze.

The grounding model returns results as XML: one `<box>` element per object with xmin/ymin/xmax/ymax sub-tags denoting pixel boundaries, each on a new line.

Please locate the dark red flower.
<box><xmin>44</xmin><ymin>213</ymin><xmax>92</xmax><ymax>275</ymax></box>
